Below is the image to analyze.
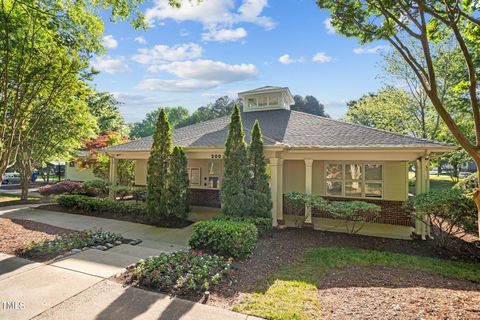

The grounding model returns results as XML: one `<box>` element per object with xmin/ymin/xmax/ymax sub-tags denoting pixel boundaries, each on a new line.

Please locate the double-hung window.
<box><xmin>326</xmin><ymin>163</ymin><xmax>383</xmax><ymax>198</ymax></box>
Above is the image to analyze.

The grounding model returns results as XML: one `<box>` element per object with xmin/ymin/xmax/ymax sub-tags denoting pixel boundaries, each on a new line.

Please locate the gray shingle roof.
<box><xmin>104</xmin><ymin>109</ymin><xmax>453</xmax><ymax>152</ymax></box>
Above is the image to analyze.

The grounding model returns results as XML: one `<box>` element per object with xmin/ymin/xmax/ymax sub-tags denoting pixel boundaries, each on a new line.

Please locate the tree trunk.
<box><xmin>18</xmin><ymin>151</ymin><xmax>32</xmax><ymax>201</ymax></box>
<box><xmin>472</xmin><ymin>160</ymin><xmax>480</xmax><ymax>238</ymax></box>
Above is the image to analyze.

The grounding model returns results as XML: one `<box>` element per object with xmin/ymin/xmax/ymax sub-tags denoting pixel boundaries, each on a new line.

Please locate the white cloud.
<box><xmin>278</xmin><ymin>54</ymin><xmax>295</xmax><ymax>64</ymax></box>
<box><xmin>102</xmin><ymin>35</ymin><xmax>118</xmax><ymax>49</ymax></box>
<box><xmin>134</xmin><ymin>36</ymin><xmax>147</xmax><ymax>44</ymax></box>
<box><xmin>92</xmin><ymin>56</ymin><xmax>131</xmax><ymax>74</ymax></box>
<box><xmin>323</xmin><ymin>18</ymin><xmax>335</xmax><ymax>34</ymax></box>
<box><xmin>353</xmin><ymin>45</ymin><xmax>390</xmax><ymax>54</ymax></box>
<box><xmin>202</xmin><ymin>27</ymin><xmax>247</xmax><ymax>42</ymax></box>
<box><xmin>312</xmin><ymin>52</ymin><xmax>332</xmax><ymax>63</ymax></box>
<box><xmin>278</xmin><ymin>54</ymin><xmax>304</xmax><ymax>64</ymax></box>
<box><xmin>145</xmin><ymin>0</ymin><xmax>274</xmax><ymax>37</ymax></box>
<box><xmin>132</xmin><ymin>43</ymin><xmax>203</xmax><ymax>66</ymax></box>
<box><xmin>136</xmin><ymin>59</ymin><xmax>257</xmax><ymax>91</ymax></box>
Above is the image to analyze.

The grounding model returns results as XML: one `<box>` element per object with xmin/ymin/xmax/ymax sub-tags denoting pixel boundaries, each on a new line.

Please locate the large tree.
<box><xmin>292</xmin><ymin>95</ymin><xmax>329</xmax><ymax>117</ymax></box>
<box><xmin>247</xmin><ymin>120</ymin><xmax>272</xmax><ymax>217</ymax></box>
<box><xmin>317</xmin><ymin>0</ymin><xmax>480</xmax><ymax>235</ymax></box>
<box><xmin>178</xmin><ymin>96</ymin><xmax>239</xmax><ymax>127</ymax></box>
<box><xmin>221</xmin><ymin>105</ymin><xmax>250</xmax><ymax>216</ymax></box>
<box><xmin>18</xmin><ymin>93</ymin><xmax>97</xmax><ymax>199</ymax></box>
<box><xmin>146</xmin><ymin>109</ymin><xmax>173</xmax><ymax>220</ymax></box>
<box><xmin>87</xmin><ymin>92</ymin><xmax>129</xmax><ymax>135</ymax></box>
<box><xmin>0</xmin><ymin>0</ymin><xmax>144</xmax><ymax>185</ymax></box>
<box><xmin>130</xmin><ymin>106</ymin><xmax>189</xmax><ymax>138</ymax></box>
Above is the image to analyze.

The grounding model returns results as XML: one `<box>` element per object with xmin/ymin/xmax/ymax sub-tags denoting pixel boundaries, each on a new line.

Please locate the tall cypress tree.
<box><xmin>221</xmin><ymin>104</ymin><xmax>250</xmax><ymax>216</ymax></box>
<box><xmin>248</xmin><ymin>120</ymin><xmax>273</xmax><ymax>217</ymax></box>
<box><xmin>146</xmin><ymin>109</ymin><xmax>172</xmax><ymax>220</ymax></box>
<box><xmin>169</xmin><ymin>146</ymin><xmax>190</xmax><ymax>220</ymax></box>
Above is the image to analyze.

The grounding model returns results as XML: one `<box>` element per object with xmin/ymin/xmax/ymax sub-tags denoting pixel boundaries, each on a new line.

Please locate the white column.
<box><xmin>277</xmin><ymin>159</ymin><xmax>284</xmax><ymax>223</ymax></box>
<box><xmin>108</xmin><ymin>157</ymin><xmax>117</xmax><ymax>199</ymax></box>
<box><xmin>415</xmin><ymin>156</ymin><xmax>430</xmax><ymax>240</ymax></box>
<box><xmin>269</xmin><ymin>158</ymin><xmax>280</xmax><ymax>227</ymax></box>
<box><xmin>304</xmin><ymin>159</ymin><xmax>313</xmax><ymax>224</ymax></box>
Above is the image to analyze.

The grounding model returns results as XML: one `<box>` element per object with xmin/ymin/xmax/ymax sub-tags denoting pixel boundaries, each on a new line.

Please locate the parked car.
<box><xmin>458</xmin><ymin>172</ymin><xmax>470</xmax><ymax>179</ymax></box>
<box><xmin>2</xmin><ymin>172</ymin><xmax>21</xmax><ymax>184</ymax></box>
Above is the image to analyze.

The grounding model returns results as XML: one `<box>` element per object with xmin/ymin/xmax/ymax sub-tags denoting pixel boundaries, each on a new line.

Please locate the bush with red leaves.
<box><xmin>38</xmin><ymin>180</ymin><xmax>86</xmax><ymax>196</ymax></box>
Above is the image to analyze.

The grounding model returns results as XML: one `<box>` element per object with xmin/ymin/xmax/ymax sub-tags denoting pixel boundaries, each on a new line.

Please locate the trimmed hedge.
<box><xmin>189</xmin><ymin>220</ymin><xmax>257</xmax><ymax>259</ymax></box>
<box><xmin>213</xmin><ymin>215</ymin><xmax>273</xmax><ymax>237</ymax></box>
<box><xmin>57</xmin><ymin>195</ymin><xmax>145</xmax><ymax>217</ymax></box>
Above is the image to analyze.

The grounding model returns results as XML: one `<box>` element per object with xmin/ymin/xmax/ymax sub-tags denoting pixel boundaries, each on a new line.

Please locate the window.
<box><xmin>248</xmin><ymin>98</ymin><xmax>257</xmax><ymax>108</ymax></box>
<box><xmin>258</xmin><ymin>96</ymin><xmax>268</xmax><ymax>107</ymax></box>
<box><xmin>268</xmin><ymin>95</ymin><xmax>279</xmax><ymax>106</ymax></box>
<box><xmin>325</xmin><ymin>163</ymin><xmax>383</xmax><ymax>198</ymax></box>
<box><xmin>188</xmin><ymin>168</ymin><xmax>201</xmax><ymax>186</ymax></box>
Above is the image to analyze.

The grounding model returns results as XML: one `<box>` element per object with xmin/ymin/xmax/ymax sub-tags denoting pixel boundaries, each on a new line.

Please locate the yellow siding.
<box><xmin>282</xmin><ymin>160</ymin><xmax>305</xmax><ymax>193</ymax></box>
<box><xmin>312</xmin><ymin>160</ymin><xmax>324</xmax><ymax>195</ymax></box>
<box><xmin>65</xmin><ymin>163</ymin><xmax>96</xmax><ymax>181</ymax></box>
<box><xmin>384</xmin><ymin>161</ymin><xmax>408</xmax><ymax>201</ymax></box>
<box><xmin>135</xmin><ymin>160</ymin><xmax>147</xmax><ymax>185</ymax></box>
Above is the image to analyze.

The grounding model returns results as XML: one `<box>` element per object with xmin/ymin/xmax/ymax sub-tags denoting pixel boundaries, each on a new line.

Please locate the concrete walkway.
<box><xmin>0</xmin><ymin>205</ymin><xmax>255</xmax><ymax>320</ymax></box>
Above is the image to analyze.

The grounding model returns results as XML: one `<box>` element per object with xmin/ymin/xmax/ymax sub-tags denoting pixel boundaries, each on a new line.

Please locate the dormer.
<box><xmin>238</xmin><ymin>86</ymin><xmax>295</xmax><ymax>112</ymax></box>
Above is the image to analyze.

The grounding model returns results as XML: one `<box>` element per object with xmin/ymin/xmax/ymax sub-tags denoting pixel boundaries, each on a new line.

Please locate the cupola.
<box><xmin>238</xmin><ymin>86</ymin><xmax>294</xmax><ymax>112</ymax></box>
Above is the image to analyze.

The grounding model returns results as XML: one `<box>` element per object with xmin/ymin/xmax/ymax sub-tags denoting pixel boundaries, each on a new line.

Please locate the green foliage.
<box><xmin>86</xmin><ymin>91</ymin><xmax>129</xmax><ymax>135</ymax></box>
<box><xmin>130</xmin><ymin>106</ymin><xmax>190</xmax><ymax>138</ymax></box>
<box><xmin>132</xmin><ymin>250</ymin><xmax>232</xmax><ymax>295</ymax></box>
<box><xmin>58</xmin><ymin>195</ymin><xmax>145</xmax><ymax>217</ymax></box>
<box><xmin>292</xmin><ymin>95</ymin><xmax>329</xmax><ymax>117</ymax></box>
<box><xmin>328</xmin><ymin>201</ymin><xmax>381</xmax><ymax>234</ymax></box>
<box><xmin>233</xmin><ymin>247</ymin><xmax>480</xmax><ymax>319</ymax></box>
<box><xmin>454</xmin><ymin>173</ymin><xmax>478</xmax><ymax>195</ymax></box>
<box><xmin>189</xmin><ymin>220</ymin><xmax>258</xmax><ymax>259</ymax></box>
<box><xmin>84</xmin><ymin>179</ymin><xmax>111</xmax><ymax>197</ymax></box>
<box><xmin>247</xmin><ymin>121</ymin><xmax>272</xmax><ymax>218</ymax></box>
<box><xmin>213</xmin><ymin>216</ymin><xmax>273</xmax><ymax>238</ymax></box>
<box><xmin>407</xmin><ymin>189</ymin><xmax>478</xmax><ymax>246</ymax></box>
<box><xmin>178</xmin><ymin>96</ymin><xmax>239</xmax><ymax>128</ymax></box>
<box><xmin>284</xmin><ymin>192</ymin><xmax>330</xmax><ymax>215</ymax></box>
<box><xmin>23</xmin><ymin>230</ymin><xmax>123</xmax><ymax>255</ymax></box>
<box><xmin>169</xmin><ymin>146</ymin><xmax>191</xmax><ymax>220</ymax></box>
<box><xmin>147</xmin><ymin>109</ymin><xmax>173</xmax><ymax>220</ymax></box>
<box><xmin>221</xmin><ymin>105</ymin><xmax>250</xmax><ymax>216</ymax></box>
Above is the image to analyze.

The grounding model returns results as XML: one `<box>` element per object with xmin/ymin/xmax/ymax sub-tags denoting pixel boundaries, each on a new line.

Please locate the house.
<box><xmin>102</xmin><ymin>86</ymin><xmax>455</xmax><ymax>240</ymax></box>
<box><xmin>65</xmin><ymin>151</ymin><xmax>96</xmax><ymax>181</ymax></box>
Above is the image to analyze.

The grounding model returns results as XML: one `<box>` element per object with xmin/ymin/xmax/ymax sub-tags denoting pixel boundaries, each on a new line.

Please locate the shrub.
<box><xmin>407</xmin><ymin>189</ymin><xmax>478</xmax><ymax>247</ymax></box>
<box><xmin>213</xmin><ymin>216</ymin><xmax>273</xmax><ymax>237</ymax></box>
<box><xmin>169</xmin><ymin>146</ymin><xmax>190</xmax><ymax>220</ymax></box>
<box><xmin>38</xmin><ymin>180</ymin><xmax>85</xmax><ymax>196</ymax></box>
<box><xmin>57</xmin><ymin>195</ymin><xmax>145</xmax><ymax>217</ymax></box>
<box><xmin>328</xmin><ymin>201</ymin><xmax>381</xmax><ymax>234</ymax></box>
<box><xmin>189</xmin><ymin>220</ymin><xmax>257</xmax><ymax>259</ymax></box>
<box><xmin>132</xmin><ymin>250</ymin><xmax>232</xmax><ymax>295</ymax></box>
<box><xmin>84</xmin><ymin>179</ymin><xmax>111</xmax><ymax>197</ymax></box>
<box><xmin>284</xmin><ymin>192</ymin><xmax>330</xmax><ymax>215</ymax></box>
<box><xmin>454</xmin><ymin>173</ymin><xmax>477</xmax><ymax>195</ymax></box>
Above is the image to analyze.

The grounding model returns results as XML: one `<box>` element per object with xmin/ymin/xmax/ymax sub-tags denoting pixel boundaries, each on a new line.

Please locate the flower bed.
<box><xmin>19</xmin><ymin>229</ymin><xmax>126</xmax><ymax>261</ymax></box>
<box><xmin>125</xmin><ymin>250</ymin><xmax>232</xmax><ymax>296</ymax></box>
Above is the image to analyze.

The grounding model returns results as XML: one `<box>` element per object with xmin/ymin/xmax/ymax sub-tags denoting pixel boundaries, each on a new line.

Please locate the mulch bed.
<box><xmin>37</xmin><ymin>203</ymin><xmax>193</xmax><ymax>228</ymax></box>
<box><xmin>318</xmin><ymin>265</ymin><xmax>480</xmax><ymax>319</ymax></box>
<box><xmin>0</xmin><ymin>217</ymin><xmax>75</xmax><ymax>261</ymax></box>
<box><xmin>204</xmin><ymin>228</ymin><xmax>479</xmax><ymax>309</ymax></box>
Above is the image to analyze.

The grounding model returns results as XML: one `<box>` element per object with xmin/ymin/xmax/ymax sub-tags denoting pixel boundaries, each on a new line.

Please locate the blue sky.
<box><xmin>91</xmin><ymin>0</ymin><xmax>389</xmax><ymax>123</ymax></box>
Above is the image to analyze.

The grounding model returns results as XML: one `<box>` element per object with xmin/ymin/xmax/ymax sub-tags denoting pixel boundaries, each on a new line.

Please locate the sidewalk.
<box><xmin>0</xmin><ymin>205</ymin><xmax>259</xmax><ymax>320</ymax></box>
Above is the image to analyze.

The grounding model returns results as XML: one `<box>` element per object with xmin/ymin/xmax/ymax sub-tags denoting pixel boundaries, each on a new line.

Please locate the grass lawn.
<box><xmin>232</xmin><ymin>247</ymin><xmax>480</xmax><ymax>320</ymax></box>
<box><xmin>408</xmin><ymin>173</ymin><xmax>457</xmax><ymax>194</ymax></box>
<box><xmin>0</xmin><ymin>192</ymin><xmax>41</xmax><ymax>202</ymax></box>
